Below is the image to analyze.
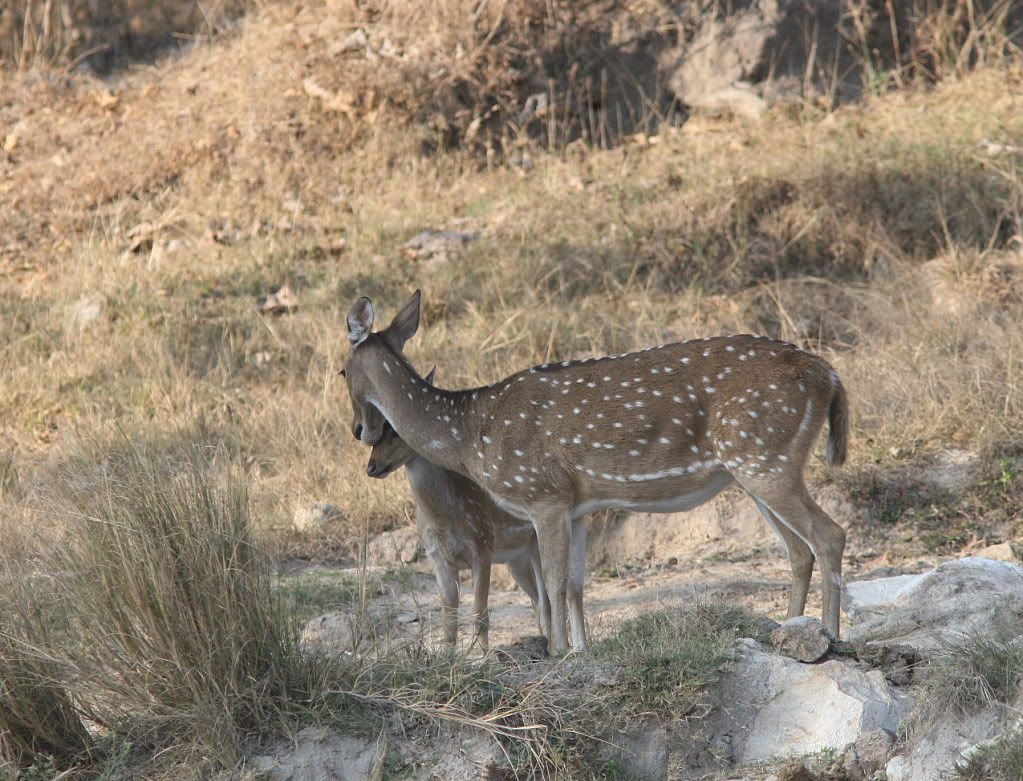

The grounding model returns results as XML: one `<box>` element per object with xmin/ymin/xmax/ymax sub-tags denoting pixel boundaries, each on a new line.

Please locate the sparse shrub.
<box><xmin>50</xmin><ymin>435</ymin><xmax>330</xmax><ymax>770</ymax></box>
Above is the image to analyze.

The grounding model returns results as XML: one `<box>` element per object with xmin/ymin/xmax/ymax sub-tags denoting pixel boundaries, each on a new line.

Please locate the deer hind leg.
<box><xmin>431</xmin><ymin>554</ymin><xmax>460</xmax><ymax>647</ymax></box>
<box><xmin>747</xmin><ymin>482</ymin><xmax>846</xmax><ymax>638</ymax></box>
<box><xmin>568</xmin><ymin>515</ymin><xmax>589</xmax><ymax>651</ymax></box>
<box><xmin>470</xmin><ymin>557</ymin><xmax>492</xmax><ymax>651</ymax></box>
<box><xmin>507</xmin><ymin>554</ymin><xmax>546</xmax><ymax>637</ymax></box>
<box><xmin>531</xmin><ymin>506</ymin><xmax>572</xmax><ymax>654</ymax></box>
<box><xmin>752</xmin><ymin>498</ymin><xmax>815</xmax><ymax>618</ymax></box>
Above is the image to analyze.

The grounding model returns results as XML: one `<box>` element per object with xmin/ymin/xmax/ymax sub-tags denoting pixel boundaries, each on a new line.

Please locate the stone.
<box><xmin>64</xmin><ymin>294</ymin><xmax>105</xmax><ymax>334</ymax></box>
<box><xmin>260</xmin><ymin>285</ymin><xmax>298</xmax><ymax>315</ymax></box>
<box><xmin>770</xmin><ymin>616</ymin><xmax>831</xmax><ymax>663</ymax></box>
<box><xmin>612</xmin><ymin>726</ymin><xmax>669</xmax><ymax>781</ymax></box>
<box><xmin>976</xmin><ymin>541</ymin><xmax>1018</xmax><ymax>562</ymax></box>
<box><xmin>246</xmin><ymin>725</ymin><xmax>386</xmax><ymax>780</ymax></box>
<box><xmin>687</xmin><ymin>84</ymin><xmax>768</xmax><ymax>120</ymax></box>
<box><xmin>885</xmin><ymin>705</ymin><xmax>1002</xmax><ymax>781</ymax></box>
<box><xmin>586</xmin><ymin>483</ymin><xmax>862</xmax><ymax>567</ymax></box>
<box><xmin>658</xmin><ymin>0</ymin><xmax>852</xmax><ymax>112</ymax></box>
<box><xmin>774</xmin><ymin>760</ymin><xmax>818</xmax><ymax>781</ymax></box>
<box><xmin>365</xmin><ymin>525</ymin><xmax>421</xmax><ymax>564</ymax></box>
<box><xmin>714</xmin><ymin>639</ymin><xmax>910</xmax><ymax>764</ymax></box>
<box><xmin>301</xmin><ymin>604</ymin><xmax>420</xmax><ymax>656</ymax></box>
<box><xmin>843</xmin><ymin>557</ymin><xmax>1023</xmax><ymax>653</ymax></box>
<box><xmin>840</xmin><ymin>729</ymin><xmax>895</xmax><ymax>781</ymax></box>
<box><xmin>401</xmin><ymin>229</ymin><xmax>477</xmax><ymax>259</ymax></box>
<box><xmin>334</xmin><ymin>28</ymin><xmax>368</xmax><ymax>55</ymax></box>
<box><xmin>292</xmin><ymin>502</ymin><xmax>342</xmax><ymax>532</ymax></box>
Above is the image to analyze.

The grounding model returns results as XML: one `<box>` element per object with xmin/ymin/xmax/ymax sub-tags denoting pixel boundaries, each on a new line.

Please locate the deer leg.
<box><xmin>568</xmin><ymin>514</ymin><xmax>588</xmax><ymax>650</ymax></box>
<box><xmin>470</xmin><ymin>557</ymin><xmax>491</xmax><ymax>651</ymax></box>
<box><xmin>754</xmin><ymin>486</ymin><xmax>846</xmax><ymax>638</ymax></box>
<box><xmin>529</xmin><ymin>539</ymin><xmax>551</xmax><ymax>639</ymax></box>
<box><xmin>507</xmin><ymin>555</ymin><xmax>546</xmax><ymax>637</ymax></box>
<box><xmin>432</xmin><ymin>554</ymin><xmax>460</xmax><ymax>647</ymax></box>
<box><xmin>532</xmin><ymin>508</ymin><xmax>572</xmax><ymax>654</ymax></box>
<box><xmin>753</xmin><ymin>498</ymin><xmax>815</xmax><ymax>618</ymax></box>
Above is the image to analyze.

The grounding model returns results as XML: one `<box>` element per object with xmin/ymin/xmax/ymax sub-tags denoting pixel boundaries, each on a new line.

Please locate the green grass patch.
<box><xmin>591</xmin><ymin>602</ymin><xmax>765</xmax><ymax>719</ymax></box>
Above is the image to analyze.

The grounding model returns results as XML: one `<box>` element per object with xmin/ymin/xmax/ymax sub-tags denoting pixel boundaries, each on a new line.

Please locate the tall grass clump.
<box><xmin>52</xmin><ymin>436</ymin><xmax>323</xmax><ymax>769</ymax></box>
<box><xmin>0</xmin><ymin>586</ymin><xmax>90</xmax><ymax>771</ymax></box>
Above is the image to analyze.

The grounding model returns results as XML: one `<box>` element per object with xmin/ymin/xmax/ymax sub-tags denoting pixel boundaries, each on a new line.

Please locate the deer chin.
<box><xmin>368</xmin><ymin>462</ymin><xmax>398</xmax><ymax>479</ymax></box>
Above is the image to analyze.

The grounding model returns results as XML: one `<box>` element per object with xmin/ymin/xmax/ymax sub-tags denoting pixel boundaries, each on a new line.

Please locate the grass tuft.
<box><xmin>49</xmin><ymin>435</ymin><xmax>332</xmax><ymax>770</ymax></box>
<box><xmin>917</xmin><ymin>630</ymin><xmax>1023</xmax><ymax>725</ymax></box>
<box><xmin>591</xmin><ymin>601</ymin><xmax>764</xmax><ymax>719</ymax></box>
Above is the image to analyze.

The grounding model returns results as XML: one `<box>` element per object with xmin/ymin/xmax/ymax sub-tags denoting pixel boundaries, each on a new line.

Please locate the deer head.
<box><xmin>341</xmin><ymin>290</ymin><xmax>422</xmax><ymax>444</ymax></box>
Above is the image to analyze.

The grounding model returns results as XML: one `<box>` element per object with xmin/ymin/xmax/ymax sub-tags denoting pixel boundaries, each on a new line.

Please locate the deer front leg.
<box><xmin>532</xmin><ymin>508</ymin><xmax>572</xmax><ymax>654</ymax></box>
<box><xmin>470</xmin><ymin>556</ymin><xmax>491</xmax><ymax>650</ymax></box>
<box><xmin>431</xmin><ymin>554</ymin><xmax>460</xmax><ymax>647</ymax></box>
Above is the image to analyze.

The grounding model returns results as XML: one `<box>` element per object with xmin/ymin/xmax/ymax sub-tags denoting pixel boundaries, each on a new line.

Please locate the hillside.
<box><xmin>2</xmin><ymin>0</ymin><xmax>1023</xmax><ymax>778</ymax></box>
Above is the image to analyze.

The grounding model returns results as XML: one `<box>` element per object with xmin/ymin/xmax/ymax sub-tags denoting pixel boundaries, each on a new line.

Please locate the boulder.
<box><xmin>292</xmin><ymin>502</ymin><xmax>342</xmax><ymax>532</ymax></box>
<box><xmin>839</xmin><ymin>729</ymin><xmax>895</xmax><ymax>781</ymax></box>
<box><xmin>885</xmin><ymin>706</ymin><xmax>1002</xmax><ymax>781</ymax></box>
<box><xmin>843</xmin><ymin>557</ymin><xmax>1023</xmax><ymax>653</ymax></box>
<box><xmin>246</xmin><ymin>725</ymin><xmax>386</xmax><ymax>780</ymax></box>
<box><xmin>366</xmin><ymin>525</ymin><xmax>421</xmax><ymax>564</ymax></box>
<box><xmin>976</xmin><ymin>541</ymin><xmax>1018</xmax><ymax>562</ymax></box>
<box><xmin>64</xmin><ymin>294</ymin><xmax>105</xmax><ymax>334</ymax></box>
<box><xmin>770</xmin><ymin>616</ymin><xmax>831</xmax><ymax>663</ymax></box>
<box><xmin>714</xmin><ymin>640</ymin><xmax>910</xmax><ymax>764</ymax></box>
<box><xmin>658</xmin><ymin>0</ymin><xmax>852</xmax><ymax>113</ymax></box>
<box><xmin>301</xmin><ymin>605</ymin><xmax>421</xmax><ymax>655</ymax></box>
<box><xmin>586</xmin><ymin>483</ymin><xmax>859</xmax><ymax>567</ymax></box>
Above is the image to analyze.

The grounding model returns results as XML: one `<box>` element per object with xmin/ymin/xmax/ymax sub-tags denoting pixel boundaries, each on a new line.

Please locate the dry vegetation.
<box><xmin>2</xmin><ymin>0</ymin><xmax>1023</xmax><ymax>775</ymax></box>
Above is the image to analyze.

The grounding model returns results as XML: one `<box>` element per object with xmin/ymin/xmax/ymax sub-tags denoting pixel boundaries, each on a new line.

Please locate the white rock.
<box><xmin>976</xmin><ymin>541</ymin><xmax>1018</xmax><ymax>562</ymax></box>
<box><xmin>885</xmin><ymin>706</ymin><xmax>1002</xmax><ymax>781</ymax></box>
<box><xmin>247</xmin><ymin>725</ymin><xmax>385</xmax><ymax>780</ymax></box>
<box><xmin>842</xmin><ymin>573</ymin><xmax>922</xmax><ymax>618</ymax></box>
<box><xmin>770</xmin><ymin>616</ymin><xmax>831</xmax><ymax>662</ymax></box>
<box><xmin>64</xmin><ymin>294</ymin><xmax>105</xmax><ymax>334</ymax></box>
<box><xmin>715</xmin><ymin>640</ymin><xmax>910</xmax><ymax>764</ymax></box>
<box><xmin>366</xmin><ymin>525</ymin><xmax>421</xmax><ymax>564</ymax></box>
<box><xmin>292</xmin><ymin>502</ymin><xmax>342</xmax><ymax>532</ymax></box>
<box><xmin>843</xmin><ymin>557</ymin><xmax>1023</xmax><ymax>652</ymax></box>
<box><xmin>587</xmin><ymin>483</ymin><xmax>859</xmax><ymax>566</ymax></box>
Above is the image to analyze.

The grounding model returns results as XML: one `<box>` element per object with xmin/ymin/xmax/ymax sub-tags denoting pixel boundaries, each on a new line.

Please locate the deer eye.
<box><xmin>338</xmin><ymin>368</ymin><xmax>346</xmax><ymax>377</ymax></box>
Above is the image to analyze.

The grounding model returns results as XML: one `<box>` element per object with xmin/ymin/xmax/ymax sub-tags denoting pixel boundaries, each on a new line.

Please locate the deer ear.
<box><xmin>383</xmin><ymin>289</ymin><xmax>421</xmax><ymax>352</ymax></box>
<box><xmin>425</xmin><ymin>365</ymin><xmax>437</xmax><ymax>384</ymax></box>
<box><xmin>347</xmin><ymin>297</ymin><xmax>374</xmax><ymax>346</ymax></box>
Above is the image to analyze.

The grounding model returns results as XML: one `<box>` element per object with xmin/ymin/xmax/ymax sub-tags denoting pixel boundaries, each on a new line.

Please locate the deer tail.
<box><xmin>826</xmin><ymin>371</ymin><xmax>849</xmax><ymax>467</ymax></box>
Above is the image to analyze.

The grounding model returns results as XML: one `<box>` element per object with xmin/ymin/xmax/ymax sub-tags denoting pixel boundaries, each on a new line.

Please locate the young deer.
<box><xmin>366</xmin><ymin>390</ymin><xmax>550</xmax><ymax>649</ymax></box>
<box><xmin>341</xmin><ymin>291</ymin><xmax>850</xmax><ymax>654</ymax></box>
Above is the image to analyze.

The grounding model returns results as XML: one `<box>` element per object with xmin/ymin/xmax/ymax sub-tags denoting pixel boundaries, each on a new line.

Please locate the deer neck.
<box><xmin>363</xmin><ymin>353</ymin><xmax>478</xmax><ymax>475</ymax></box>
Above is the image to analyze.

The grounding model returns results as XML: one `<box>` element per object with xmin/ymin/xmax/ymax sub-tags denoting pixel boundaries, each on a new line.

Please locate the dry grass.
<box><xmin>3</xmin><ymin>59</ymin><xmax>1023</xmax><ymax>556</ymax></box>
<box><xmin>0</xmin><ymin>0</ymin><xmax>254</xmax><ymax>72</ymax></box>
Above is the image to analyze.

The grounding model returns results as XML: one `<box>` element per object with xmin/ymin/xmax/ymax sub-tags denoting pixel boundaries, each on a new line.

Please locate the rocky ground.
<box><xmin>271</xmin><ymin>468</ymin><xmax>1023</xmax><ymax>781</ymax></box>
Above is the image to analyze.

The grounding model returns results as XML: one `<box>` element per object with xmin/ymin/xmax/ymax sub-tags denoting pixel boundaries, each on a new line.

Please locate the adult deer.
<box><xmin>366</xmin><ymin>400</ymin><xmax>550</xmax><ymax>648</ymax></box>
<box><xmin>341</xmin><ymin>291</ymin><xmax>849</xmax><ymax>653</ymax></box>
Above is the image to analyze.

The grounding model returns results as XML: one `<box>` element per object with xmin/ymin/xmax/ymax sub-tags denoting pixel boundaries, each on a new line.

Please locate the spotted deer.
<box><xmin>341</xmin><ymin>291</ymin><xmax>850</xmax><ymax>654</ymax></box>
<box><xmin>365</xmin><ymin>379</ymin><xmax>550</xmax><ymax>648</ymax></box>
